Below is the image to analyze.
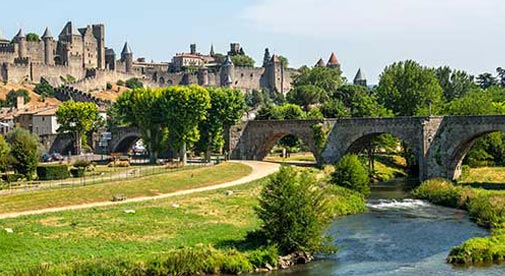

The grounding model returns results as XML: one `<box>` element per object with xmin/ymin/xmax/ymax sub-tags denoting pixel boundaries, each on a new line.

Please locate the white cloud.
<box><xmin>242</xmin><ymin>0</ymin><xmax>505</xmax><ymax>39</ymax></box>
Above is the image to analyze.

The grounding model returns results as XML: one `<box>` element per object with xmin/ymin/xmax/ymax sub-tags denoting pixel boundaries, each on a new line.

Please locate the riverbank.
<box><xmin>0</xmin><ymin>165</ymin><xmax>366</xmax><ymax>275</ymax></box>
<box><xmin>413</xmin><ymin>178</ymin><xmax>505</xmax><ymax>265</ymax></box>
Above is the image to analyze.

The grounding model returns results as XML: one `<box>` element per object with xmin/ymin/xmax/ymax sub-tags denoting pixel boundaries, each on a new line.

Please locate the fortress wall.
<box><xmin>31</xmin><ymin>63</ymin><xmax>84</xmax><ymax>84</ymax></box>
<box><xmin>207</xmin><ymin>72</ymin><xmax>220</xmax><ymax>87</ymax></box>
<box><xmin>234</xmin><ymin>67</ymin><xmax>265</xmax><ymax>92</ymax></box>
<box><xmin>6</xmin><ymin>64</ymin><xmax>31</xmax><ymax>83</ymax></box>
<box><xmin>26</xmin><ymin>41</ymin><xmax>45</xmax><ymax>64</ymax></box>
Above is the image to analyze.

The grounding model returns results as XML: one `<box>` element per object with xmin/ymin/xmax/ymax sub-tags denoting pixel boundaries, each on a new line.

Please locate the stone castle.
<box><xmin>0</xmin><ymin>22</ymin><xmax>352</xmax><ymax>96</ymax></box>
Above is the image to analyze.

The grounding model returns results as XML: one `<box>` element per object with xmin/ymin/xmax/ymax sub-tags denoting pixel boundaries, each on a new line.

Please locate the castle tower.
<box><xmin>121</xmin><ymin>42</ymin><xmax>133</xmax><ymax>74</ymax></box>
<box><xmin>190</xmin><ymin>44</ymin><xmax>197</xmax><ymax>55</ymax></box>
<box><xmin>41</xmin><ymin>27</ymin><xmax>54</xmax><ymax>65</ymax></box>
<box><xmin>220</xmin><ymin>55</ymin><xmax>234</xmax><ymax>87</ymax></box>
<box><xmin>268</xmin><ymin>54</ymin><xmax>285</xmax><ymax>94</ymax></box>
<box><xmin>0</xmin><ymin>30</ymin><xmax>9</xmax><ymax>44</ymax></box>
<box><xmin>353</xmin><ymin>68</ymin><xmax>367</xmax><ymax>87</ymax></box>
<box><xmin>326</xmin><ymin>52</ymin><xmax>340</xmax><ymax>70</ymax></box>
<box><xmin>315</xmin><ymin>58</ymin><xmax>325</xmax><ymax>67</ymax></box>
<box><xmin>14</xmin><ymin>29</ymin><xmax>26</xmax><ymax>59</ymax></box>
<box><xmin>92</xmin><ymin>24</ymin><xmax>106</xmax><ymax>69</ymax></box>
<box><xmin>210</xmin><ymin>44</ymin><xmax>215</xmax><ymax>57</ymax></box>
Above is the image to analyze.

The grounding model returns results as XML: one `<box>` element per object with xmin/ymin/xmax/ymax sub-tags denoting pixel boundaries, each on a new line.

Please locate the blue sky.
<box><xmin>1</xmin><ymin>0</ymin><xmax>504</xmax><ymax>83</ymax></box>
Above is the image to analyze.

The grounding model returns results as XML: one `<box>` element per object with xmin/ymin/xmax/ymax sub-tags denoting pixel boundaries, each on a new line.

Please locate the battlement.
<box><xmin>0</xmin><ymin>44</ymin><xmax>15</xmax><ymax>54</ymax></box>
<box><xmin>55</xmin><ymin>86</ymin><xmax>112</xmax><ymax>106</ymax></box>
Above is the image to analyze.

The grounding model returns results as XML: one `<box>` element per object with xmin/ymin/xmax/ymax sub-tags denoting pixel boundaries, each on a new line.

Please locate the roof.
<box><xmin>315</xmin><ymin>58</ymin><xmax>325</xmax><ymax>67</ymax></box>
<box><xmin>327</xmin><ymin>52</ymin><xmax>339</xmax><ymax>65</ymax></box>
<box><xmin>174</xmin><ymin>54</ymin><xmax>204</xmax><ymax>59</ymax></box>
<box><xmin>41</xmin><ymin>27</ymin><xmax>53</xmax><ymax>39</ymax></box>
<box><xmin>14</xmin><ymin>28</ymin><xmax>25</xmax><ymax>39</ymax></box>
<box><xmin>34</xmin><ymin>106</ymin><xmax>58</xmax><ymax>116</ymax></box>
<box><xmin>354</xmin><ymin>68</ymin><xmax>366</xmax><ymax>82</ymax></box>
<box><xmin>105</xmin><ymin>48</ymin><xmax>115</xmax><ymax>55</ymax></box>
<box><xmin>121</xmin><ymin>42</ymin><xmax>133</xmax><ymax>55</ymax></box>
<box><xmin>59</xmin><ymin>21</ymin><xmax>81</xmax><ymax>37</ymax></box>
<box><xmin>271</xmin><ymin>54</ymin><xmax>280</xmax><ymax>63</ymax></box>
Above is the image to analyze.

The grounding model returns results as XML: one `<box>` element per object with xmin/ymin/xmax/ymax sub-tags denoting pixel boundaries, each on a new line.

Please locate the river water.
<box><xmin>269</xmin><ymin>179</ymin><xmax>505</xmax><ymax>276</ymax></box>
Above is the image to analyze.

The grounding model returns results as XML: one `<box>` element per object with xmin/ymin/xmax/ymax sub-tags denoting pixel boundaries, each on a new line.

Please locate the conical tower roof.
<box><xmin>15</xmin><ymin>28</ymin><xmax>25</xmax><ymax>39</ymax></box>
<box><xmin>121</xmin><ymin>42</ymin><xmax>133</xmax><ymax>55</ymax></box>
<box><xmin>41</xmin><ymin>27</ymin><xmax>53</xmax><ymax>39</ymax></box>
<box><xmin>271</xmin><ymin>54</ymin><xmax>280</xmax><ymax>63</ymax></box>
<box><xmin>327</xmin><ymin>52</ymin><xmax>339</xmax><ymax>66</ymax></box>
<box><xmin>210</xmin><ymin>44</ymin><xmax>215</xmax><ymax>56</ymax></box>
<box><xmin>59</xmin><ymin>22</ymin><xmax>80</xmax><ymax>37</ymax></box>
<box><xmin>315</xmin><ymin>58</ymin><xmax>325</xmax><ymax>67</ymax></box>
<box><xmin>354</xmin><ymin>68</ymin><xmax>366</xmax><ymax>82</ymax></box>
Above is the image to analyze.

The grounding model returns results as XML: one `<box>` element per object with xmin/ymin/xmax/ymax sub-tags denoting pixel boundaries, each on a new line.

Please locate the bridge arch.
<box><xmin>111</xmin><ymin>134</ymin><xmax>141</xmax><ymax>153</ymax></box>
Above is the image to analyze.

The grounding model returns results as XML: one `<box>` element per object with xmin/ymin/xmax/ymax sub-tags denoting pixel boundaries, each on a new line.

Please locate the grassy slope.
<box><xmin>0</xmin><ymin>162</ymin><xmax>252</xmax><ymax>214</ymax></box>
<box><xmin>459</xmin><ymin>167</ymin><xmax>505</xmax><ymax>184</ymax></box>
<box><xmin>0</xmin><ymin>178</ymin><xmax>265</xmax><ymax>273</ymax></box>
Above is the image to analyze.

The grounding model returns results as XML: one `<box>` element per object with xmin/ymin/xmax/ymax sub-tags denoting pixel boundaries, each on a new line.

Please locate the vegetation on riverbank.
<box><xmin>413</xmin><ymin>178</ymin><xmax>505</xmax><ymax>265</ymax></box>
<box><xmin>1</xmin><ymin>165</ymin><xmax>366</xmax><ymax>275</ymax></box>
<box><xmin>0</xmin><ymin>162</ymin><xmax>251</xmax><ymax>214</ymax></box>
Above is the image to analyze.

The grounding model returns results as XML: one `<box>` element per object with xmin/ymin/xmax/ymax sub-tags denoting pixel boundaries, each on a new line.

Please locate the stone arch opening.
<box><xmin>259</xmin><ymin>132</ymin><xmax>318</xmax><ymax>165</ymax></box>
<box><xmin>344</xmin><ymin>132</ymin><xmax>418</xmax><ymax>179</ymax></box>
<box><xmin>447</xmin><ymin>130</ymin><xmax>505</xmax><ymax>180</ymax></box>
<box><xmin>159</xmin><ymin>77</ymin><xmax>165</xmax><ymax>85</ymax></box>
<box><xmin>112</xmin><ymin>134</ymin><xmax>142</xmax><ymax>154</ymax></box>
<box><xmin>54</xmin><ymin>56</ymin><xmax>62</xmax><ymax>65</ymax></box>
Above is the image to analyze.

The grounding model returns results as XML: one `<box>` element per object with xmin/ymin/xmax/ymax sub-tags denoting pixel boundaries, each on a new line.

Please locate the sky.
<box><xmin>0</xmin><ymin>0</ymin><xmax>504</xmax><ymax>84</ymax></box>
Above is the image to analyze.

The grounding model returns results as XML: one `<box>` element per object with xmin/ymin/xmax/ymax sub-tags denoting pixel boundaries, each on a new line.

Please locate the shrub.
<box><xmin>106</xmin><ymin>82</ymin><xmax>113</xmax><ymax>90</ymax></box>
<box><xmin>1</xmin><ymin>173</ymin><xmax>24</xmax><ymax>183</ymax></box>
<box><xmin>324</xmin><ymin>185</ymin><xmax>367</xmax><ymax>217</ymax></box>
<box><xmin>331</xmin><ymin>154</ymin><xmax>370</xmax><ymax>196</ymax></box>
<box><xmin>37</xmin><ymin>165</ymin><xmax>70</xmax><ymax>180</ymax></box>
<box><xmin>6</xmin><ymin>128</ymin><xmax>40</xmax><ymax>180</ymax></box>
<box><xmin>125</xmin><ymin>78</ymin><xmax>143</xmax><ymax>89</ymax></box>
<box><xmin>73</xmin><ymin>160</ymin><xmax>91</xmax><ymax>169</ymax></box>
<box><xmin>70</xmin><ymin>168</ymin><xmax>85</xmax><ymax>178</ymax></box>
<box><xmin>116</xmin><ymin>80</ymin><xmax>125</xmax><ymax>86</ymax></box>
<box><xmin>255</xmin><ymin>166</ymin><xmax>333</xmax><ymax>255</ymax></box>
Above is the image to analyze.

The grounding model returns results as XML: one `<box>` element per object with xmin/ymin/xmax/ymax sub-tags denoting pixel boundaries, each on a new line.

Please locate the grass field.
<box><xmin>0</xmin><ymin>177</ymin><xmax>267</xmax><ymax>274</ymax></box>
<box><xmin>459</xmin><ymin>166</ymin><xmax>505</xmax><ymax>184</ymax></box>
<box><xmin>264</xmin><ymin>152</ymin><xmax>316</xmax><ymax>163</ymax></box>
<box><xmin>0</xmin><ymin>162</ymin><xmax>252</xmax><ymax>214</ymax></box>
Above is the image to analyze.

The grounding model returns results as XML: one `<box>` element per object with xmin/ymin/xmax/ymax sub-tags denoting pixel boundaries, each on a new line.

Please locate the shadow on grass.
<box><xmin>459</xmin><ymin>182</ymin><xmax>505</xmax><ymax>190</ymax></box>
<box><xmin>374</xmin><ymin>154</ymin><xmax>408</xmax><ymax>171</ymax></box>
<box><xmin>214</xmin><ymin>231</ymin><xmax>267</xmax><ymax>252</ymax></box>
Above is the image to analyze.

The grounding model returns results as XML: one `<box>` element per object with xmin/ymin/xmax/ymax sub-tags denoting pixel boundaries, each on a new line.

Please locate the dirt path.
<box><xmin>0</xmin><ymin>161</ymin><xmax>280</xmax><ymax>220</ymax></box>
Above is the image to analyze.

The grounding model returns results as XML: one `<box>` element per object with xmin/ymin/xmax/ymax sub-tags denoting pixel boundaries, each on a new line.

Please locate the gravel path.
<box><xmin>0</xmin><ymin>161</ymin><xmax>280</xmax><ymax>220</ymax></box>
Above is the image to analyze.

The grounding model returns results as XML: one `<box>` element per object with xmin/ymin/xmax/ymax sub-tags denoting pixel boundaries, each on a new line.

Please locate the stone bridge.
<box><xmin>228</xmin><ymin>116</ymin><xmax>505</xmax><ymax>181</ymax></box>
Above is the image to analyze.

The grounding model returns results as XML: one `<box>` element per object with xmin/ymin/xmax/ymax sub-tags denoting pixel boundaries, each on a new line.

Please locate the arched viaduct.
<box><xmin>228</xmin><ymin>116</ymin><xmax>505</xmax><ymax>181</ymax></box>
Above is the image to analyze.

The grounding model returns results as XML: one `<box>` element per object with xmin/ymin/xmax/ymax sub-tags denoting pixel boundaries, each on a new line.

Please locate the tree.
<box><xmin>444</xmin><ymin>88</ymin><xmax>504</xmax><ymax>115</ymax></box>
<box><xmin>115</xmin><ymin>88</ymin><xmax>166</xmax><ymax>163</ymax></box>
<box><xmin>0</xmin><ymin>135</ymin><xmax>10</xmax><ymax>172</ymax></box>
<box><xmin>26</xmin><ymin>33</ymin><xmax>40</xmax><ymax>42</ymax></box>
<box><xmin>376</xmin><ymin>60</ymin><xmax>443</xmax><ymax>116</ymax></box>
<box><xmin>476</xmin><ymin>73</ymin><xmax>497</xmax><ymax>89</ymax></box>
<box><xmin>255</xmin><ymin>166</ymin><xmax>332</xmax><ymax>254</ymax></box>
<box><xmin>162</xmin><ymin>85</ymin><xmax>211</xmax><ymax>164</ymax></box>
<box><xmin>56</xmin><ymin>101</ymin><xmax>100</xmax><ymax>155</ymax></box>
<box><xmin>231</xmin><ymin>55</ymin><xmax>255</xmax><ymax>67</ymax></box>
<box><xmin>34</xmin><ymin>81</ymin><xmax>55</xmax><ymax>98</ymax></box>
<box><xmin>6</xmin><ymin>128</ymin><xmax>40</xmax><ymax>179</ymax></box>
<box><xmin>7</xmin><ymin>89</ymin><xmax>30</xmax><ymax>107</ymax></box>
<box><xmin>287</xmin><ymin>85</ymin><xmax>327</xmax><ymax>111</ymax></box>
<box><xmin>278</xmin><ymin>55</ymin><xmax>289</xmax><ymax>69</ymax></box>
<box><xmin>125</xmin><ymin>78</ymin><xmax>144</xmax><ymax>89</ymax></box>
<box><xmin>497</xmin><ymin>67</ymin><xmax>505</xmax><ymax>88</ymax></box>
<box><xmin>435</xmin><ymin>66</ymin><xmax>475</xmax><ymax>101</ymax></box>
<box><xmin>197</xmin><ymin>87</ymin><xmax>245</xmax><ymax>162</ymax></box>
<box><xmin>293</xmin><ymin>66</ymin><xmax>343</xmax><ymax>96</ymax></box>
<box><xmin>320</xmin><ymin>99</ymin><xmax>350</xmax><ymax>118</ymax></box>
<box><xmin>331</xmin><ymin>154</ymin><xmax>370</xmax><ymax>196</ymax></box>
<box><xmin>262</xmin><ymin>48</ymin><xmax>271</xmax><ymax>67</ymax></box>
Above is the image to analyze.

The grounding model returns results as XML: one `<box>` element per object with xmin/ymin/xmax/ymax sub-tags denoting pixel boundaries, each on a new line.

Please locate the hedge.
<box><xmin>70</xmin><ymin>168</ymin><xmax>85</xmax><ymax>178</ymax></box>
<box><xmin>37</xmin><ymin>165</ymin><xmax>70</xmax><ymax>180</ymax></box>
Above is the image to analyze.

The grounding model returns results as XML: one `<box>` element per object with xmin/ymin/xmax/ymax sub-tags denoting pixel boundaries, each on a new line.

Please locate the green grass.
<box><xmin>413</xmin><ymin>178</ymin><xmax>505</xmax><ymax>265</ymax></box>
<box><xmin>264</xmin><ymin>152</ymin><xmax>316</xmax><ymax>163</ymax></box>
<box><xmin>459</xmin><ymin>166</ymin><xmax>505</xmax><ymax>187</ymax></box>
<box><xmin>0</xmin><ymin>162</ymin><xmax>252</xmax><ymax>214</ymax></box>
<box><xmin>0</xmin><ymin>177</ymin><xmax>266</xmax><ymax>274</ymax></box>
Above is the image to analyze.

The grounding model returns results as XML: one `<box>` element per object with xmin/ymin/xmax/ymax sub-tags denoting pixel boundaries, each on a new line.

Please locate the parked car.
<box><xmin>41</xmin><ymin>153</ymin><xmax>52</xmax><ymax>162</ymax></box>
<box><xmin>51</xmin><ymin>153</ymin><xmax>64</xmax><ymax>161</ymax></box>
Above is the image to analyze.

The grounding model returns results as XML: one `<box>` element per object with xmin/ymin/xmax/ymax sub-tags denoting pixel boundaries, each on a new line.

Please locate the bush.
<box><xmin>125</xmin><ymin>78</ymin><xmax>143</xmax><ymax>89</ymax></box>
<box><xmin>255</xmin><ymin>166</ymin><xmax>333</xmax><ymax>255</ymax></box>
<box><xmin>37</xmin><ymin>165</ymin><xmax>70</xmax><ymax>180</ymax></box>
<box><xmin>106</xmin><ymin>82</ymin><xmax>113</xmax><ymax>90</ymax></box>
<box><xmin>6</xmin><ymin>128</ymin><xmax>40</xmax><ymax>180</ymax></box>
<box><xmin>116</xmin><ymin>80</ymin><xmax>125</xmax><ymax>86</ymax></box>
<box><xmin>70</xmin><ymin>168</ymin><xmax>85</xmax><ymax>178</ymax></box>
<box><xmin>73</xmin><ymin>160</ymin><xmax>91</xmax><ymax>169</ymax></box>
<box><xmin>324</xmin><ymin>185</ymin><xmax>367</xmax><ymax>217</ymax></box>
<box><xmin>331</xmin><ymin>154</ymin><xmax>370</xmax><ymax>196</ymax></box>
<box><xmin>1</xmin><ymin>173</ymin><xmax>24</xmax><ymax>183</ymax></box>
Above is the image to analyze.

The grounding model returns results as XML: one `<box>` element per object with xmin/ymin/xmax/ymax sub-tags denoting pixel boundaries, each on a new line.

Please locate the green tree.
<box><xmin>34</xmin><ymin>81</ymin><xmax>55</xmax><ymax>98</ymax></box>
<box><xmin>320</xmin><ymin>99</ymin><xmax>351</xmax><ymax>118</ymax></box>
<box><xmin>6</xmin><ymin>128</ymin><xmax>40</xmax><ymax>179</ymax></box>
<box><xmin>255</xmin><ymin>166</ymin><xmax>332</xmax><ymax>254</ymax></box>
<box><xmin>444</xmin><ymin>88</ymin><xmax>504</xmax><ymax>115</ymax></box>
<box><xmin>293</xmin><ymin>66</ymin><xmax>343</xmax><ymax>96</ymax></box>
<box><xmin>197</xmin><ymin>87</ymin><xmax>245</xmax><ymax>162</ymax></box>
<box><xmin>26</xmin><ymin>33</ymin><xmax>40</xmax><ymax>42</ymax></box>
<box><xmin>287</xmin><ymin>85</ymin><xmax>327</xmax><ymax>111</ymax></box>
<box><xmin>278</xmin><ymin>55</ymin><xmax>289</xmax><ymax>69</ymax></box>
<box><xmin>115</xmin><ymin>88</ymin><xmax>166</xmax><ymax>163</ymax></box>
<box><xmin>497</xmin><ymin>67</ymin><xmax>505</xmax><ymax>88</ymax></box>
<box><xmin>331</xmin><ymin>154</ymin><xmax>370</xmax><ymax>196</ymax></box>
<box><xmin>56</xmin><ymin>101</ymin><xmax>100</xmax><ymax>155</ymax></box>
<box><xmin>162</xmin><ymin>85</ymin><xmax>211</xmax><ymax>164</ymax></box>
<box><xmin>7</xmin><ymin>89</ymin><xmax>30</xmax><ymax>108</ymax></box>
<box><xmin>0</xmin><ymin>135</ymin><xmax>10</xmax><ymax>172</ymax></box>
<box><xmin>125</xmin><ymin>78</ymin><xmax>144</xmax><ymax>89</ymax></box>
<box><xmin>262</xmin><ymin>48</ymin><xmax>271</xmax><ymax>67</ymax></box>
<box><xmin>476</xmin><ymin>73</ymin><xmax>497</xmax><ymax>89</ymax></box>
<box><xmin>435</xmin><ymin>66</ymin><xmax>475</xmax><ymax>101</ymax></box>
<box><xmin>377</xmin><ymin>60</ymin><xmax>443</xmax><ymax>116</ymax></box>
<box><xmin>231</xmin><ymin>55</ymin><xmax>255</xmax><ymax>67</ymax></box>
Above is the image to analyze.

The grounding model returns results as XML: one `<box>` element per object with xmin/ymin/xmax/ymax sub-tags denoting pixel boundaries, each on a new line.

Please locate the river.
<box><xmin>269</xmin><ymin>178</ymin><xmax>505</xmax><ymax>276</ymax></box>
